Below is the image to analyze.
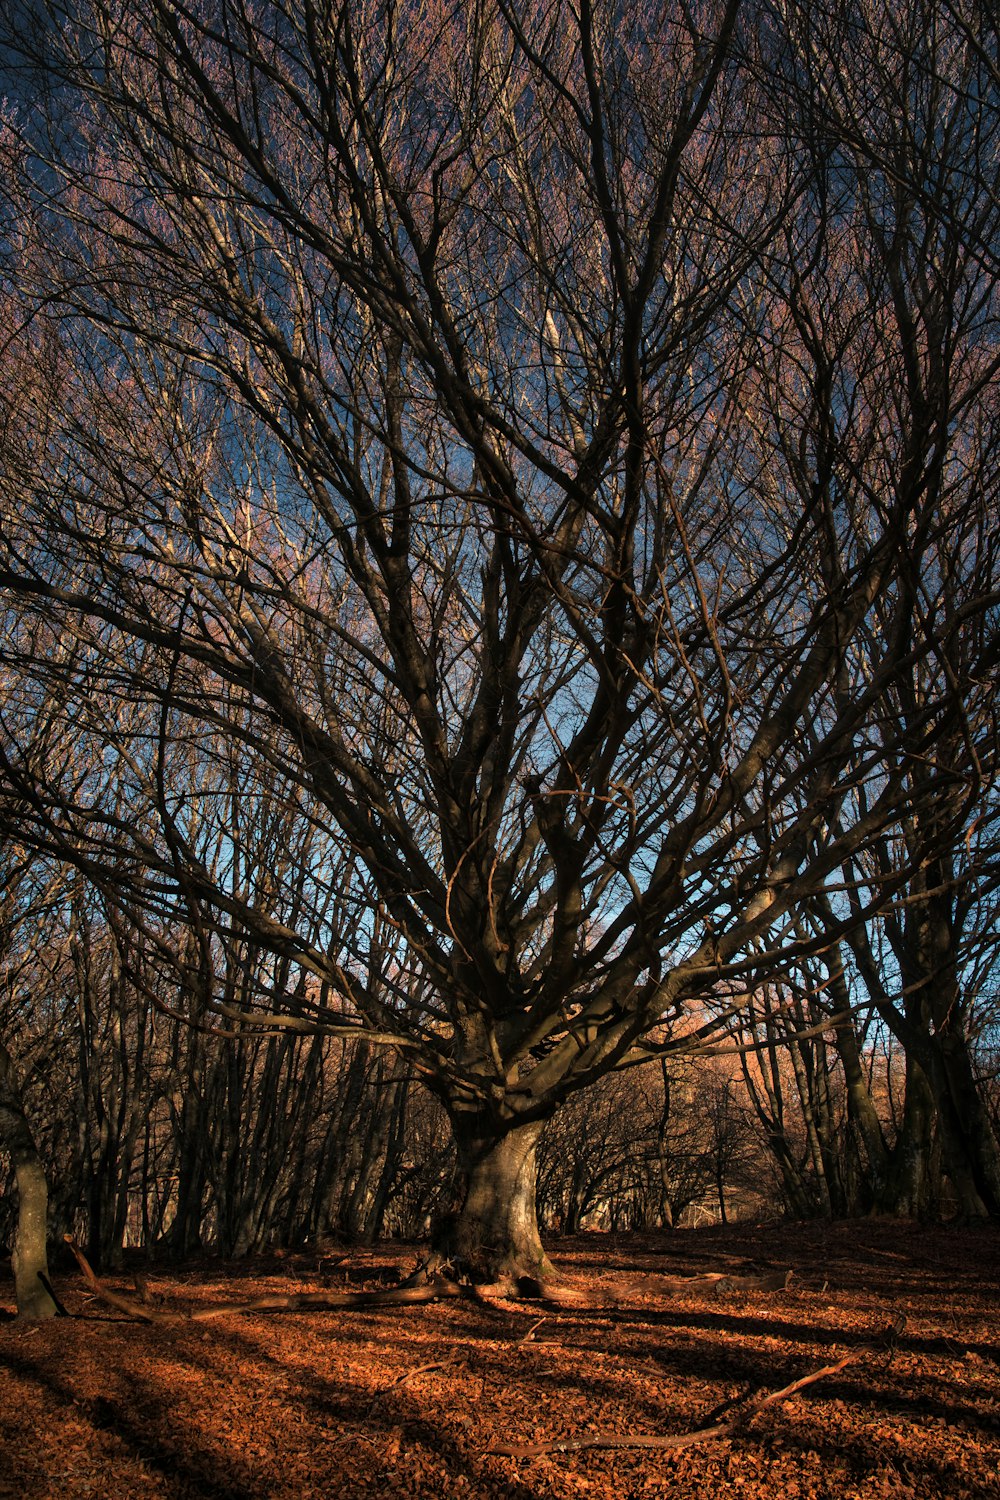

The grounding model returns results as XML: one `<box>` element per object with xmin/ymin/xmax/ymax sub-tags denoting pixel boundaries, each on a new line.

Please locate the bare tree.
<box><xmin>0</xmin><ymin>803</ymin><xmax>69</xmax><ymax>1317</ymax></box>
<box><xmin>1</xmin><ymin>0</ymin><xmax>998</xmax><ymax>1287</ymax></box>
<box><xmin>0</xmin><ymin>1044</ymin><xmax>56</xmax><ymax>1318</ymax></box>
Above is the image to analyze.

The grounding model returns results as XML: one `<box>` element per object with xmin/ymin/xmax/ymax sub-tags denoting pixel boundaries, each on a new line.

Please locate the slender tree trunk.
<box><xmin>311</xmin><ymin>1041</ymin><xmax>371</xmax><ymax>1240</ymax></box>
<box><xmin>786</xmin><ymin>1031</ymin><xmax>833</xmax><ymax>1216</ymax></box>
<box><xmin>361</xmin><ymin>1078</ymin><xmax>409</xmax><ymax>1243</ymax></box>
<box><xmin>830</xmin><ymin>979</ymin><xmax>889</xmax><ymax>1213</ymax></box>
<box><xmin>0</xmin><ymin>1044</ymin><xmax>57</xmax><ymax>1320</ymax></box>
<box><xmin>656</xmin><ymin>1060</ymin><xmax>675</xmax><ymax>1229</ymax></box>
<box><xmin>441</xmin><ymin>1116</ymin><xmax>554</xmax><ymax>1287</ymax></box>
<box><xmin>169</xmin><ymin>1075</ymin><xmax>208</xmax><ymax>1257</ymax></box>
<box><xmin>740</xmin><ymin>1025</ymin><xmax>814</xmax><ymax>1217</ymax></box>
<box><xmin>564</xmin><ymin>1173</ymin><xmax>587</xmax><ymax>1235</ymax></box>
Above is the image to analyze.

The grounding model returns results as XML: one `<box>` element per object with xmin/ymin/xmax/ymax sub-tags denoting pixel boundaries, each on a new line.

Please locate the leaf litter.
<box><xmin>1</xmin><ymin>1219</ymin><xmax>997</xmax><ymax>1499</ymax></box>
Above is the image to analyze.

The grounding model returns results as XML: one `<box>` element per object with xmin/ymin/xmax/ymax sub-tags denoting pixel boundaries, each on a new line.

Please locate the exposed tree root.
<box><xmin>489</xmin><ymin>1350</ymin><xmax>859</xmax><ymax>1457</ymax></box>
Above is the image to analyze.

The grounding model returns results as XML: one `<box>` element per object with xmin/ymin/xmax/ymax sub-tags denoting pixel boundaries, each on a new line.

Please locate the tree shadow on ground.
<box><xmin>2</xmin><ymin>1222</ymin><xmax>997</xmax><ymax>1499</ymax></box>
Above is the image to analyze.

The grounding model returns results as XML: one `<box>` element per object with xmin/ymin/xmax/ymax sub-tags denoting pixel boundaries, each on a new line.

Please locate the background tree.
<box><xmin>0</xmin><ymin>779</ymin><xmax>70</xmax><ymax>1318</ymax></box>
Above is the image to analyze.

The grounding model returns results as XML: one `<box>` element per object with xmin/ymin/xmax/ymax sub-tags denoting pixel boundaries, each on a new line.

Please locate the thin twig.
<box><xmin>365</xmin><ymin>1359</ymin><xmax>457</xmax><ymax>1416</ymax></box>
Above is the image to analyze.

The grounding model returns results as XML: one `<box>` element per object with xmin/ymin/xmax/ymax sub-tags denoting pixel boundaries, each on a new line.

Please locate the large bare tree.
<box><xmin>1</xmin><ymin>0</ymin><xmax>997</xmax><ymax>1283</ymax></box>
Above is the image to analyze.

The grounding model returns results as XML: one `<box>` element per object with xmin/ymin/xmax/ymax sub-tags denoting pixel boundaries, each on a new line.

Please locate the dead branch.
<box><xmin>605</xmin><ymin>1266</ymin><xmax>793</xmax><ymax>1306</ymax></box>
<box><xmin>635</xmin><ymin>1272</ymin><xmax>728</xmax><ymax>1294</ymax></box>
<box><xmin>64</xmin><ymin>1237</ymin><xmax>180</xmax><ymax>1324</ymax></box>
<box><xmin>386</xmin><ymin>1359</ymin><xmax>454</xmax><ymax>1390</ymax></box>
<box><xmin>489</xmin><ymin>1350</ymin><xmax>858</xmax><ymax>1458</ymax></box>
<box><xmin>743</xmin><ymin>1351</ymin><xmax>858</xmax><ymax>1413</ymax></box>
<box><xmin>365</xmin><ymin>1358</ymin><xmax>460</xmax><ymax>1417</ymax></box>
<box><xmin>189</xmin><ymin>1281</ymin><xmax>459</xmax><ymax>1321</ymax></box>
<box><xmin>538</xmin><ymin>1284</ymin><xmax>617</xmax><ymax>1311</ymax></box>
<box><xmin>63</xmin><ymin>1235</ymin><xmax>460</xmax><ymax>1324</ymax></box>
<box><xmin>713</xmin><ymin>1269</ymin><xmax>794</xmax><ymax>1294</ymax></box>
<box><xmin>649</xmin><ymin>1267</ymin><xmax>793</xmax><ymax>1295</ymax></box>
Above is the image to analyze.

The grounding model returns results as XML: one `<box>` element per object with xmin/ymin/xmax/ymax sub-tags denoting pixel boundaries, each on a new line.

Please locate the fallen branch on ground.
<box><xmin>63</xmin><ymin>1236</ymin><xmax>459</xmax><ymax>1324</ymax></box>
<box><xmin>365</xmin><ymin>1358</ymin><xmax>461</xmax><ymax>1416</ymax></box>
<box><xmin>190</xmin><ymin>1281</ymin><xmax>459</xmax><ymax>1320</ymax></box>
<box><xmin>62</xmin><ymin>1238</ymin><xmax>797</xmax><ymax>1331</ymax></box>
<box><xmin>713</xmin><ymin>1269</ymin><xmax>794</xmax><ymax>1294</ymax></box>
<box><xmin>488</xmin><ymin>1350</ymin><xmax>858</xmax><ymax>1458</ymax></box>
<box><xmin>631</xmin><ymin>1267</ymin><xmax>793</xmax><ymax>1296</ymax></box>
<box><xmin>64</xmin><ymin>1238</ymin><xmax>181</xmax><ymax>1324</ymax></box>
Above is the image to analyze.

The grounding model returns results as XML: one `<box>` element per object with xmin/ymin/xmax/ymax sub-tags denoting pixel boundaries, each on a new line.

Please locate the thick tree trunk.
<box><xmin>881</xmin><ymin>1054</ymin><xmax>938</xmax><ymax>1217</ymax></box>
<box><xmin>440</xmin><ymin>1118</ymin><xmax>554</xmax><ymax>1288</ymax></box>
<box><xmin>0</xmin><ymin>1044</ymin><xmax>57</xmax><ymax>1320</ymax></box>
<box><xmin>10</xmin><ymin>1154</ymin><xmax>54</xmax><ymax>1318</ymax></box>
<box><xmin>928</xmin><ymin>1036</ymin><xmax>1000</xmax><ymax>1219</ymax></box>
<box><xmin>910</xmin><ymin>895</ymin><xmax>1000</xmax><ymax>1218</ymax></box>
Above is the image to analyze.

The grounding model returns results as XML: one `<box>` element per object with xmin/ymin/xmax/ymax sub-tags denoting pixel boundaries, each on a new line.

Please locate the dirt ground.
<box><xmin>1</xmin><ymin>1219</ymin><xmax>998</xmax><ymax>1499</ymax></box>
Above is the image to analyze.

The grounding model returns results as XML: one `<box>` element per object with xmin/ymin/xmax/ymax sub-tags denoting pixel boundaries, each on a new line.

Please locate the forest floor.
<box><xmin>1</xmin><ymin>1219</ymin><xmax>998</xmax><ymax>1499</ymax></box>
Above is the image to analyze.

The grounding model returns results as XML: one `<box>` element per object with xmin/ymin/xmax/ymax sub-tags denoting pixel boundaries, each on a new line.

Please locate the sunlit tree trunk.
<box><xmin>0</xmin><ymin>1044</ymin><xmax>56</xmax><ymax>1319</ymax></box>
<box><xmin>440</xmin><ymin>1115</ymin><xmax>552</xmax><ymax>1287</ymax></box>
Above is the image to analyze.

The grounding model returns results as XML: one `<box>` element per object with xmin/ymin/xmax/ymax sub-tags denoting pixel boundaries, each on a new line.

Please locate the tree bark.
<box><xmin>0</xmin><ymin>1044</ymin><xmax>57</xmax><ymax>1319</ymax></box>
<box><xmin>927</xmin><ymin>1033</ymin><xmax>1000</xmax><ymax>1219</ymax></box>
<box><xmin>829</xmin><ymin>968</ymin><xmax>889</xmax><ymax>1213</ymax></box>
<box><xmin>882</xmin><ymin>1053</ymin><xmax>939</xmax><ymax>1217</ymax></box>
<box><xmin>440</xmin><ymin>1117</ymin><xmax>554</xmax><ymax>1288</ymax></box>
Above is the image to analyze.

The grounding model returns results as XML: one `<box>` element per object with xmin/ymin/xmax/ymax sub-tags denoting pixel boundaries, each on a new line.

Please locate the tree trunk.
<box><xmin>927</xmin><ymin>1034</ymin><xmax>1000</xmax><ymax>1219</ymax></box>
<box><xmin>441</xmin><ymin>1117</ymin><xmax>554</xmax><ymax>1288</ymax></box>
<box><xmin>881</xmin><ymin>1054</ymin><xmax>938</xmax><ymax>1217</ymax></box>
<box><xmin>786</xmin><ymin>1028</ymin><xmax>834</xmax><ymax>1216</ymax></box>
<box><xmin>830</xmin><ymin>982</ymin><xmax>889</xmax><ymax>1213</ymax></box>
<box><xmin>909</xmin><ymin>893</ymin><xmax>1000</xmax><ymax>1218</ymax></box>
<box><xmin>0</xmin><ymin>1044</ymin><xmax>57</xmax><ymax>1320</ymax></box>
<box><xmin>364</xmin><ymin>1077</ymin><xmax>409</xmax><ymax>1243</ymax></box>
